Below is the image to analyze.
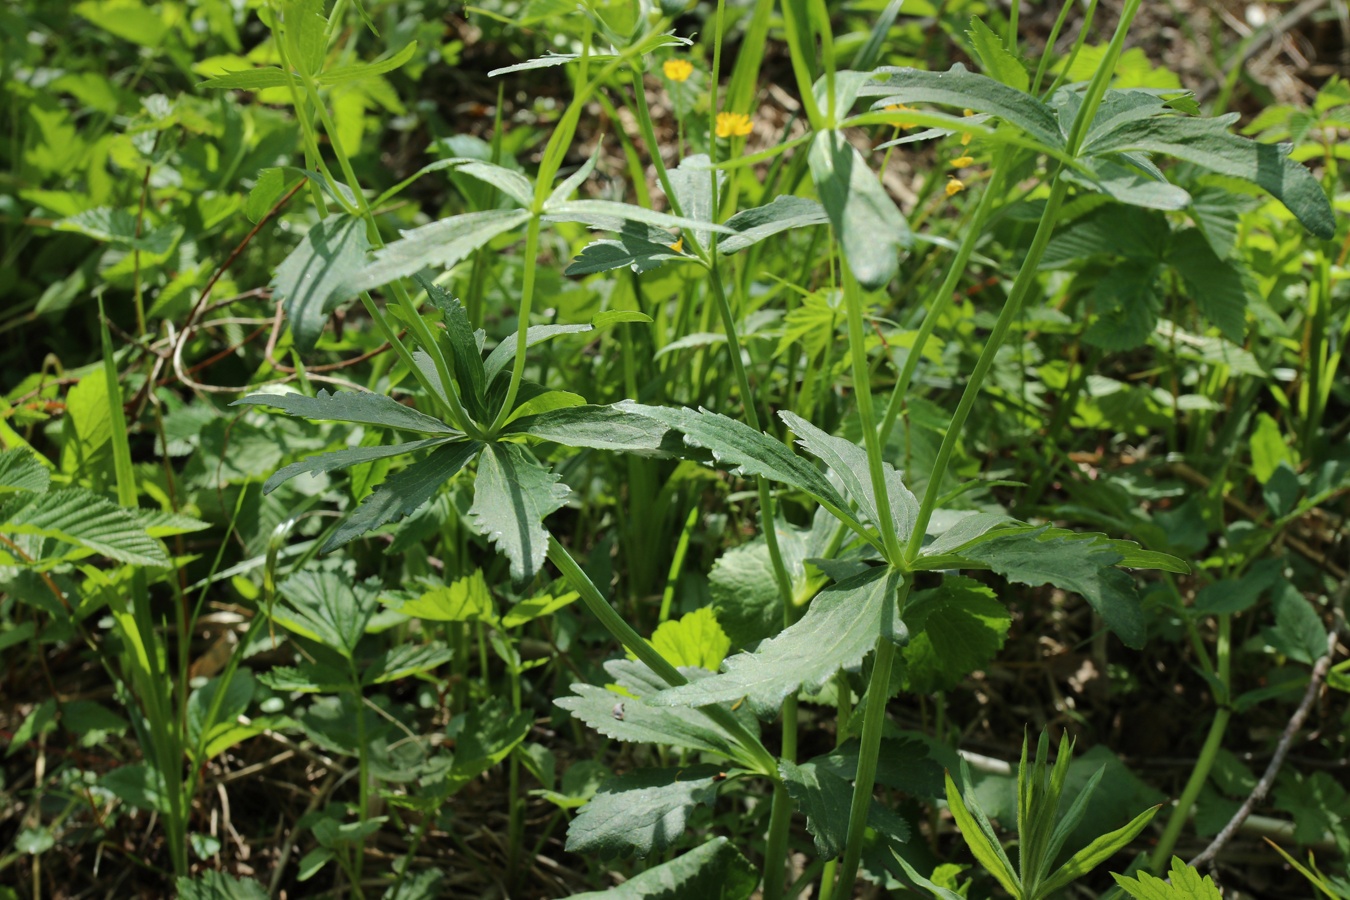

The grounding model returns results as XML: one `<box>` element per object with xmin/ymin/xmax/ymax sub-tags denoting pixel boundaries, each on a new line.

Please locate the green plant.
<box><xmin>897</xmin><ymin>732</ymin><xmax>1160</xmax><ymax>899</ymax></box>
<box><xmin>4</xmin><ymin>0</ymin><xmax>1345</xmax><ymax>895</ymax></box>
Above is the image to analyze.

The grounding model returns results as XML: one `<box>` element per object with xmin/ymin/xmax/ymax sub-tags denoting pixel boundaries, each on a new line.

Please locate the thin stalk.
<box><xmin>905</xmin><ymin>177</ymin><xmax>1068</xmax><ymax>557</ymax></box>
<box><xmin>100</xmin><ymin>302</ymin><xmax>188</xmax><ymax>877</ymax></box>
<box><xmin>297</xmin><ymin>73</ymin><xmax>476</xmax><ymax>434</ymax></box>
<box><xmin>1151</xmin><ymin>615</ymin><xmax>1233</xmax><ymax>868</ymax></box>
<box><xmin>659</xmin><ymin>504</ymin><xmax>701</xmax><ymax>622</ymax></box>
<box><xmin>843</xmin><ymin>270</ymin><xmax>902</xmax><ymax>563</ymax></box>
<box><xmin>491</xmin><ymin>37</ymin><xmax>664</xmax><ymax>431</ymax></box>
<box><xmin>879</xmin><ymin>160</ymin><xmax>1007</xmax><ymax>446</ymax></box>
<box><xmin>831</xmin><ymin>612</ymin><xmax>907</xmax><ymax>893</ymax></box>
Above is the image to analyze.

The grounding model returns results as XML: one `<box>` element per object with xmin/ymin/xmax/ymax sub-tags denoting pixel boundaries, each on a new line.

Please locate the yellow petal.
<box><xmin>663</xmin><ymin>59</ymin><xmax>694</xmax><ymax>82</ymax></box>
<box><xmin>945</xmin><ymin>177</ymin><xmax>965</xmax><ymax>196</ymax></box>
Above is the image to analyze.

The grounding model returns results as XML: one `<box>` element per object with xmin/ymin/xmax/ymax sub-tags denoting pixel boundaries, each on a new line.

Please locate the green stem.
<box><xmin>878</xmin><ymin>160</ymin><xmax>1006</xmax><ymax>447</ymax></box>
<box><xmin>841</xmin><ymin>265</ymin><xmax>902</xmax><ymax>563</ymax></box>
<box><xmin>761</xmin><ymin>779</ymin><xmax>795</xmax><ymax>900</ymax></box>
<box><xmin>905</xmin><ymin>176</ymin><xmax>1070</xmax><ymax>560</ymax></box>
<box><xmin>492</xmin><ymin>212</ymin><xmax>542</xmax><ymax>425</ymax></box>
<box><xmin>659</xmin><ymin>504</ymin><xmax>701</xmax><ymax>622</ymax></box>
<box><xmin>297</xmin><ymin>72</ymin><xmax>475</xmax><ymax>434</ymax></box>
<box><xmin>1151</xmin><ymin>615</ymin><xmax>1232</xmax><ymax>868</ymax></box>
<box><xmin>491</xmin><ymin>34</ymin><xmax>666</xmax><ymax>431</ymax></box>
<box><xmin>831</xmin><ymin>614</ymin><xmax>906</xmax><ymax>893</ymax></box>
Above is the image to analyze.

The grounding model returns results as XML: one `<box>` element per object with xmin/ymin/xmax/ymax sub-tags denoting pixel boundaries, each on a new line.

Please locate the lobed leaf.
<box><xmin>565</xmin><ymin>766</ymin><xmax>723</xmax><ymax>859</ymax></box>
<box><xmin>779</xmin><ymin>759</ymin><xmax>910</xmax><ymax>859</ymax></box>
<box><xmin>468</xmin><ymin>443</ymin><xmax>569</xmax><ymax>582</ymax></box>
<box><xmin>781</xmin><ymin>410</ymin><xmax>918</xmax><ymax>547</ymax></box>
<box><xmin>324</xmin><ymin>440</ymin><xmax>481</xmax><ymax>551</ymax></box>
<box><xmin>347</xmin><ymin>209</ymin><xmax>531</xmax><ymax>295</ymax></box>
<box><xmin>1085</xmin><ymin>115</ymin><xmax>1335</xmax><ymax>238</ymax></box>
<box><xmin>506</xmin><ymin>404</ymin><xmax>683</xmax><ymax>455</ymax></box>
<box><xmin>568</xmin><ymin>837</ymin><xmax>757</xmax><ymax>900</ymax></box>
<box><xmin>861</xmin><ymin>64</ymin><xmax>1065</xmax><ymax>150</ymax></box>
<box><xmin>556</xmin><ymin>659</ymin><xmax>743</xmax><ymax>758</ymax></box>
<box><xmin>618</xmin><ymin>403</ymin><xmax>871</xmax><ymax>545</ymax></box>
<box><xmin>234</xmin><ymin>388</ymin><xmax>459</xmax><ymax>436</ymax></box>
<box><xmin>651</xmin><ymin>567</ymin><xmax>904</xmax><ymax>718</ymax></box>
<box><xmin>719</xmin><ymin>195</ymin><xmax>830</xmax><ymax>254</ymax></box>
<box><xmin>271</xmin><ymin>214</ymin><xmax>371</xmax><ymax>351</ymax></box>
<box><xmin>263</xmin><ymin>438</ymin><xmax>453</xmax><ymax>494</ymax></box>
<box><xmin>483</xmin><ymin>324</ymin><xmax>593</xmax><ymax>383</ymax></box>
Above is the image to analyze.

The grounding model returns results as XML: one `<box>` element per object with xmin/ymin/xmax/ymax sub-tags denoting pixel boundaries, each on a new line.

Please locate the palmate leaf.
<box><xmin>324</xmin><ymin>440</ymin><xmax>481</xmax><ymax>551</ymax></box>
<box><xmin>234</xmin><ymin>389</ymin><xmax>459</xmax><ymax>435</ymax></box>
<box><xmin>651</xmin><ymin>567</ymin><xmax>904</xmax><ymax>718</ymax></box>
<box><xmin>263</xmin><ymin>438</ymin><xmax>454</xmax><ymax>494</ymax></box>
<box><xmin>446</xmin><ymin>698</ymin><xmax>532</xmax><ymax>793</ymax></box>
<box><xmin>1064</xmin><ymin>156</ymin><xmax>1192</xmax><ymax>211</ymax></box>
<box><xmin>384</xmin><ymin>571</ymin><xmax>494</xmax><ymax>622</ymax></box>
<box><xmin>434</xmin><ymin>157</ymin><xmax>536</xmax><ymax>208</ymax></box>
<box><xmin>665</xmin><ymin>154</ymin><xmax>724</xmax><ymax>249</ymax></box>
<box><xmin>565</xmin><ymin>230</ymin><xmax>688</xmax><ymax>276</ymax></box>
<box><xmin>271</xmin><ymin>215</ymin><xmax>371</xmax><ymax>351</ymax></box>
<box><xmin>565</xmin><ymin>765</ymin><xmax>723</xmax><ymax>859</ymax></box>
<box><xmin>618</xmin><ymin>403</ymin><xmax>871</xmax><ymax>546</ymax></box>
<box><xmin>555</xmin><ymin>659</ymin><xmax>744</xmax><ymax>758</ymax></box>
<box><xmin>1167</xmin><ymin>228</ymin><xmax>1250</xmax><ymax>344</ymax></box>
<box><xmin>710</xmin><ymin>510</ymin><xmax>836</xmax><ymax>646</ymax></box>
<box><xmin>0</xmin><ymin>449</ymin><xmax>50</xmax><ymax>496</ymax></box>
<box><xmin>468</xmin><ymin>443</ymin><xmax>569</xmax><ymax>582</ymax></box>
<box><xmin>363</xmin><ymin>642</ymin><xmax>453</xmax><ymax>685</ymax></box>
<box><xmin>568</xmin><ymin>837</ymin><xmax>758</xmax><ymax>900</ymax></box>
<box><xmin>1</xmin><ymin>489</ymin><xmax>168</xmax><ymax>567</ymax></box>
<box><xmin>779</xmin><ymin>759</ymin><xmax>910</xmax><ymax>859</ymax></box>
<box><xmin>544</xmin><ymin>199</ymin><xmax>736</xmax><ymax>238</ymax></box>
<box><xmin>1084</xmin><ymin>114</ymin><xmax>1335</xmax><ymax>238</ymax></box>
<box><xmin>650</xmin><ymin>607</ymin><xmax>730</xmax><ymax>671</ymax></box>
<box><xmin>810</xmin><ymin>737</ymin><xmax>946</xmax><ymax>798</ymax></box>
<box><xmin>781</xmin><ymin>410</ymin><xmax>918</xmax><ymax>545</ymax></box>
<box><xmin>808</xmin><ymin>129</ymin><xmax>909</xmax><ymax>291</ymax></box>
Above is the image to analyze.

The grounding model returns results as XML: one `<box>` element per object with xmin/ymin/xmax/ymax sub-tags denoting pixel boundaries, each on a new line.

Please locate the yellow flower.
<box><xmin>670</xmin><ymin>236</ymin><xmax>684</xmax><ymax>253</ymax></box>
<box><xmin>963</xmin><ymin>108</ymin><xmax>975</xmax><ymax>117</ymax></box>
<box><xmin>715</xmin><ymin>111</ymin><xmax>753</xmax><ymax>138</ymax></box>
<box><xmin>945</xmin><ymin>177</ymin><xmax>965</xmax><ymax>197</ymax></box>
<box><xmin>663</xmin><ymin>59</ymin><xmax>693</xmax><ymax>82</ymax></box>
<box><xmin>950</xmin><ymin>155</ymin><xmax>974</xmax><ymax>168</ymax></box>
<box><xmin>960</xmin><ymin>132</ymin><xmax>973</xmax><ymax>146</ymax></box>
